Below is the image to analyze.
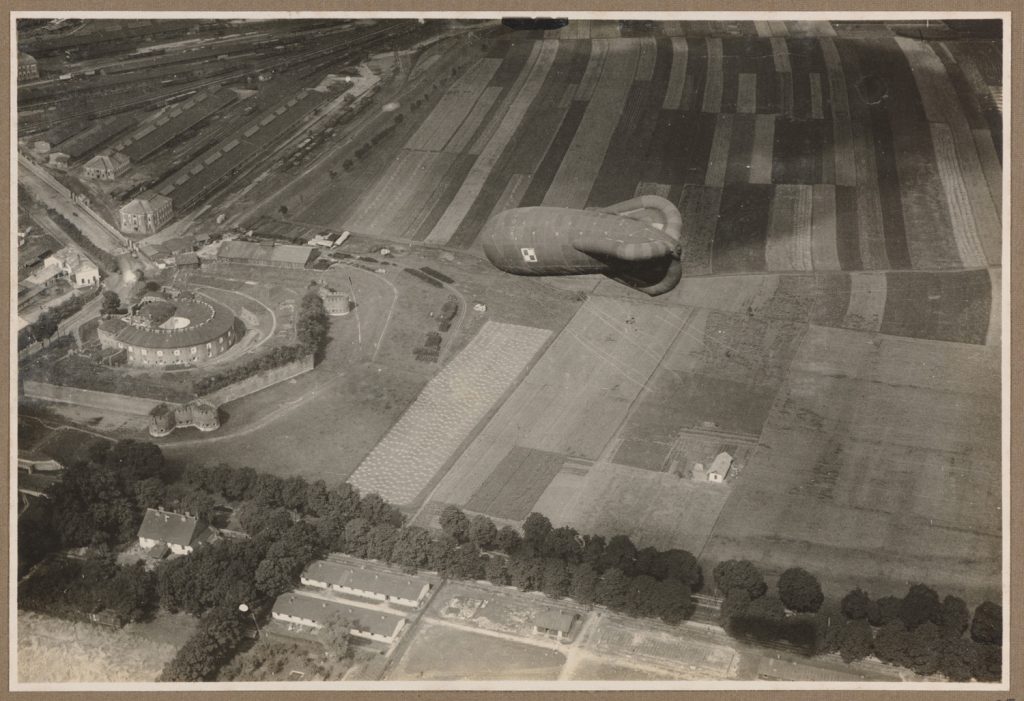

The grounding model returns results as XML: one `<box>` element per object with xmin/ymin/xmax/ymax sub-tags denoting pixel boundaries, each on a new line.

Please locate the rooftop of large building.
<box><xmin>272</xmin><ymin>592</ymin><xmax>404</xmax><ymax>638</ymax></box>
<box><xmin>301</xmin><ymin>560</ymin><xmax>429</xmax><ymax>602</ymax></box>
<box><xmin>98</xmin><ymin>292</ymin><xmax>236</xmax><ymax>349</ymax></box>
<box><xmin>218</xmin><ymin>240</ymin><xmax>314</xmax><ymax>266</ymax></box>
<box><xmin>137</xmin><ymin>508</ymin><xmax>203</xmax><ymax>548</ymax></box>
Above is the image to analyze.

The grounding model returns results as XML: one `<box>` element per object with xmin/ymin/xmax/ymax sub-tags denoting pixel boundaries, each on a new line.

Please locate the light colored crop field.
<box><xmin>702</xmin><ymin>325</ymin><xmax>1002</xmax><ymax>603</ymax></box>
<box><xmin>766</xmin><ymin>184</ymin><xmax>813</xmax><ymax>271</ymax></box>
<box><xmin>576</xmin><ymin>38</ymin><xmax>608</xmax><ymax>101</ymax></box>
<box><xmin>404</xmin><ymin>58</ymin><xmax>503</xmax><ymax>152</ymax></box>
<box><xmin>344</xmin><ymin>150</ymin><xmax>438</xmax><ymax>234</ymax></box>
<box><xmin>546</xmin><ymin>461</ymin><xmax>732</xmax><ymax>554</ymax></box>
<box><xmin>842</xmin><ymin>271</ymin><xmax>887</xmax><ymax>332</ymax></box>
<box><xmin>749</xmin><ymin>114</ymin><xmax>774</xmax><ymax>184</ymax></box>
<box><xmin>371</xmin><ymin>151</ymin><xmax>459</xmax><ymax>238</ymax></box>
<box><xmin>444</xmin><ymin>85</ymin><xmax>503</xmax><ymax>154</ymax></box>
<box><xmin>852</xmin><ymin>118</ymin><xmax>890</xmax><ymax>269</ymax></box>
<box><xmin>662</xmin><ymin>37</ymin><xmax>689</xmax><ymax>109</ymax></box>
<box><xmin>737</xmin><ymin>73</ymin><xmax>757</xmax><ymax>114</ymax></box>
<box><xmin>701</xmin><ymin>38</ymin><xmax>724</xmax><ymax>113</ymax></box>
<box><xmin>426</xmin><ymin>41</ymin><xmax>559</xmax><ymax>244</ymax></box>
<box><xmin>704</xmin><ymin>114</ymin><xmax>733</xmax><ymax>186</ymax></box>
<box><xmin>820</xmin><ymin>39</ymin><xmax>857</xmax><ymax>187</ymax></box>
<box><xmin>930</xmin><ymin>121</ymin><xmax>987</xmax><ymax>268</ymax></box>
<box><xmin>896</xmin><ymin>37</ymin><xmax>1000</xmax><ymax>265</ymax></box>
<box><xmin>811</xmin><ymin>184</ymin><xmax>841</xmax><ymax>270</ymax></box>
<box><xmin>388</xmin><ymin>621</ymin><xmax>565</xmax><ymax>681</ymax></box>
<box><xmin>348</xmin><ymin>322</ymin><xmax>551</xmax><ymax>505</ymax></box>
<box><xmin>17</xmin><ymin>612</ymin><xmax>182</xmax><ymax>684</ymax></box>
<box><xmin>543</xmin><ymin>39</ymin><xmax>640</xmax><ymax>208</ymax></box>
<box><xmin>427</xmin><ymin>298</ymin><xmax>684</xmax><ymax>508</ymax></box>
<box><xmin>634</xmin><ymin>36</ymin><xmax>658</xmax><ymax>81</ymax></box>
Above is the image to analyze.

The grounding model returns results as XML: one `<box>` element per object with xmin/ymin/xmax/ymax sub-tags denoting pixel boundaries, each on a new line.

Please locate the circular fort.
<box><xmin>97</xmin><ymin>287</ymin><xmax>241</xmax><ymax>367</ymax></box>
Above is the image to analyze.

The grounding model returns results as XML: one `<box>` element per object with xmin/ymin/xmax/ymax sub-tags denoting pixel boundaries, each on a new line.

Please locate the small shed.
<box><xmin>708</xmin><ymin>452</ymin><xmax>733</xmax><ymax>483</ymax></box>
<box><xmin>532</xmin><ymin>609</ymin><xmax>578</xmax><ymax>640</ymax></box>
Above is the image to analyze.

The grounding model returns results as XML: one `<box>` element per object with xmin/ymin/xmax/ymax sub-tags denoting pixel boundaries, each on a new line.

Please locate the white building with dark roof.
<box><xmin>137</xmin><ymin>508</ymin><xmax>209</xmax><ymax>556</ymax></box>
<box><xmin>300</xmin><ymin>560</ymin><xmax>430</xmax><ymax>608</ymax></box>
<box><xmin>272</xmin><ymin>592</ymin><xmax>406</xmax><ymax>644</ymax></box>
<box><xmin>119</xmin><ymin>194</ymin><xmax>173</xmax><ymax>234</ymax></box>
<box><xmin>84</xmin><ymin>152</ymin><xmax>130</xmax><ymax>180</ymax></box>
<box><xmin>532</xmin><ymin>609</ymin><xmax>579</xmax><ymax>640</ymax></box>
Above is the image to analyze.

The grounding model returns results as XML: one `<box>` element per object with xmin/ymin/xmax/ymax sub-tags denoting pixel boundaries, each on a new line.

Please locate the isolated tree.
<box><xmin>278</xmin><ymin>205</ymin><xmax>289</xmax><ymax>216</ymax></box>
<box><xmin>841</xmin><ymin>587</ymin><xmax>872</xmax><ymax>620</ymax></box>
<box><xmin>712</xmin><ymin>560</ymin><xmax>767</xmax><ymax>599</ymax></box>
<box><xmin>468</xmin><ymin>515</ymin><xmax>498</xmax><ymax>551</ymax></box>
<box><xmin>101</xmin><ymin>290</ymin><xmax>121</xmax><ymax>315</ymax></box>
<box><xmin>899</xmin><ymin>584</ymin><xmax>942</xmax><ymax>630</ymax></box>
<box><xmin>522</xmin><ymin>513</ymin><xmax>552</xmax><ymax>547</ymax></box>
<box><xmin>970</xmin><ymin>601</ymin><xmax>1002</xmax><ymax>644</ymax></box>
<box><xmin>438</xmin><ymin>505</ymin><xmax>471</xmax><ymax>543</ymax></box>
<box><xmin>778</xmin><ymin>567</ymin><xmax>824</xmax><ymax>613</ymax></box>
<box><xmin>342</xmin><ymin>159</ymin><xmax>354</xmax><ymax>171</ymax></box>
<box><xmin>836</xmin><ymin>618</ymin><xmax>875</xmax><ymax>663</ymax></box>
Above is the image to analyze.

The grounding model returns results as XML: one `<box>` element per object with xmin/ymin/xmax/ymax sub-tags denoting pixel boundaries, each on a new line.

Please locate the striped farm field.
<box><xmin>347</xmin><ymin>321</ymin><xmax>551</xmax><ymax>506</ymax></box>
<box><xmin>294</xmin><ymin>22</ymin><xmax>999</xmax><ymax>278</ymax></box>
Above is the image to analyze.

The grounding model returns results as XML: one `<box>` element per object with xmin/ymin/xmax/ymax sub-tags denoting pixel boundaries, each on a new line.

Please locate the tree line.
<box><xmin>713</xmin><ymin>559</ymin><xmax>1002</xmax><ymax>682</ymax></box>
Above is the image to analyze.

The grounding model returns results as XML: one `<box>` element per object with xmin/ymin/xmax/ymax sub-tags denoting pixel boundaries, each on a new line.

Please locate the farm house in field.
<box><xmin>532</xmin><ymin>609</ymin><xmax>579</xmax><ymax>640</ymax></box>
<box><xmin>272</xmin><ymin>592</ymin><xmax>406</xmax><ymax>644</ymax></box>
<box><xmin>217</xmin><ymin>240</ymin><xmax>315</xmax><ymax>269</ymax></box>
<box><xmin>708</xmin><ymin>452</ymin><xmax>733</xmax><ymax>483</ymax></box>
<box><xmin>300</xmin><ymin>560</ymin><xmax>430</xmax><ymax>607</ymax></box>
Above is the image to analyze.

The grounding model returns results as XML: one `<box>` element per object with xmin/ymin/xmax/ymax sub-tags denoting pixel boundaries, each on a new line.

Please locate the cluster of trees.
<box><xmin>19</xmin><ymin>440</ymin><xmax>175</xmax><ymax>572</ymax></box>
<box><xmin>42</xmin><ymin>206</ymin><xmax>118</xmax><ymax>273</ymax></box>
<box><xmin>296</xmin><ymin>288</ymin><xmax>329</xmax><ymax>356</ymax></box>
<box><xmin>19</xmin><ymin>556</ymin><xmax>157</xmax><ymax>626</ymax></box>
<box><xmin>440</xmin><ymin>509</ymin><xmax>701</xmax><ymax>624</ymax></box>
<box><xmin>18</xmin><ymin>287</ymin><xmax>99</xmax><ymax>348</ymax></box>
<box><xmin>161</xmin><ymin>607</ymin><xmax>249</xmax><ymax>682</ymax></box>
<box><xmin>101</xmin><ymin>290</ymin><xmax>123</xmax><ymax>316</ymax></box>
<box><xmin>714</xmin><ymin>559</ymin><xmax>1003</xmax><ymax>681</ymax></box>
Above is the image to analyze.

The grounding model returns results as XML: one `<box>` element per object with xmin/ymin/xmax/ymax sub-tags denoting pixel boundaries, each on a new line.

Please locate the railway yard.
<box><xmin>15</xmin><ymin>16</ymin><xmax>1005</xmax><ymax>685</ymax></box>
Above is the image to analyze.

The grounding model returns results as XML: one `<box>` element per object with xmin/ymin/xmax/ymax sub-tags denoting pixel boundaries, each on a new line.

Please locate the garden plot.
<box><xmin>347</xmin><ymin>322</ymin><xmax>551</xmax><ymax>505</ymax></box>
<box><xmin>702</xmin><ymin>325</ymin><xmax>1001</xmax><ymax>602</ymax></box>
<box><xmin>464</xmin><ymin>447</ymin><xmax>566</xmax><ymax>520</ymax></box>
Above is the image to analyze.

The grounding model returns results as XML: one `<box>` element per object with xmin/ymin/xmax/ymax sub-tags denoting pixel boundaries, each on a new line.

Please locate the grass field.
<box><xmin>701</xmin><ymin>325</ymin><xmax>1001</xmax><ymax>604</ymax></box>
<box><xmin>388</xmin><ymin>621</ymin><xmax>565</xmax><ymax>681</ymax></box>
<box><xmin>17</xmin><ymin>612</ymin><xmax>187</xmax><ymax>684</ymax></box>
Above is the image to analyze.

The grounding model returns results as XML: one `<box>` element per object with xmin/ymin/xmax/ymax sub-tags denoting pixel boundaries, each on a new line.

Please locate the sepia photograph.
<box><xmin>7</xmin><ymin>10</ymin><xmax>1011</xmax><ymax>693</ymax></box>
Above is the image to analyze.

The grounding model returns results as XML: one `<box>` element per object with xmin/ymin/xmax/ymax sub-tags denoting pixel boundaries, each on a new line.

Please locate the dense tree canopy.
<box><xmin>778</xmin><ymin>567</ymin><xmax>824</xmax><ymax>613</ymax></box>
<box><xmin>712</xmin><ymin>560</ymin><xmax>767</xmax><ymax>599</ymax></box>
<box><xmin>970</xmin><ymin>601</ymin><xmax>1002</xmax><ymax>645</ymax></box>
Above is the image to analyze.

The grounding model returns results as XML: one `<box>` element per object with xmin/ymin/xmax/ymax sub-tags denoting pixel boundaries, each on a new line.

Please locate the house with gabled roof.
<box><xmin>137</xmin><ymin>507</ymin><xmax>211</xmax><ymax>556</ymax></box>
